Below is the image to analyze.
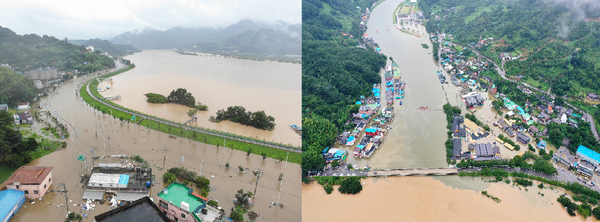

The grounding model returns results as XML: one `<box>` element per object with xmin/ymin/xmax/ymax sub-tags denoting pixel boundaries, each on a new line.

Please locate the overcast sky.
<box><xmin>0</xmin><ymin>0</ymin><xmax>300</xmax><ymax>40</ymax></box>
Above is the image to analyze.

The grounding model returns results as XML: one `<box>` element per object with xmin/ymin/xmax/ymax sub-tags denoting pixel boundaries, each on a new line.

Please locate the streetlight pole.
<box><xmin>285</xmin><ymin>152</ymin><xmax>289</xmax><ymax>168</ymax></box>
<box><xmin>199</xmin><ymin>159</ymin><xmax>204</xmax><ymax>176</ymax></box>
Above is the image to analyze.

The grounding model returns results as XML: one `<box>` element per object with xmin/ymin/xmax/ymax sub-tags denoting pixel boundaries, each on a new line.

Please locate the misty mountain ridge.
<box><xmin>110</xmin><ymin>19</ymin><xmax>301</xmax><ymax>55</ymax></box>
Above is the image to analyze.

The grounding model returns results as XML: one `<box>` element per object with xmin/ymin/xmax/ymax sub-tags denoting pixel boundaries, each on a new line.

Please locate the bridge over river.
<box><xmin>368</xmin><ymin>167</ymin><xmax>458</xmax><ymax>177</ymax></box>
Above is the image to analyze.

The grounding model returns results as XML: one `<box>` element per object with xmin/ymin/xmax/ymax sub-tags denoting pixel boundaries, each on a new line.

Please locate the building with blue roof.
<box><xmin>576</xmin><ymin>145</ymin><xmax>600</xmax><ymax>167</ymax></box>
<box><xmin>0</xmin><ymin>189</ymin><xmax>25</xmax><ymax>222</ymax></box>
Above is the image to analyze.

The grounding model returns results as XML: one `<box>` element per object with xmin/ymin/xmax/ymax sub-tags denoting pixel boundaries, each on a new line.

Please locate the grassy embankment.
<box><xmin>79</xmin><ymin>67</ymin><xmax>301</xmax><ymax>164</ymax></box>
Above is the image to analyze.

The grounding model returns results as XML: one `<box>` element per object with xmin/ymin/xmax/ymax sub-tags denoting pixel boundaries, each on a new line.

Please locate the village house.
<box><xmin>17</xmin><ymin>112</ymin><xmax>33</xmax><ymax>124</ymax></box>
<box><xmin>4</xmin><ymin>166</ymin><xmax>53</xmax><ymax>199</ymax></box>
<box><xmin>562</xmin><ymin>138</ymin><xmax>571</xmax><ymax>147</ymax></box>
<box><xmin>516</xmin><ymin>132</ymin><xmax>530</xmax><ymax>144</ymax></box>
<box><xmin>157</xmin><ymin>182</ymin><xmax>225</xmax><ymax>222</ymax></box>
<box><xmin>528</xmin><ymin>125</ymin><xmax>539</xmax><ymax>137</ymax></box>
<box><xmin>555</xmin><ymin>146</ymin><xmax>576</xmax><ymax>168</ymax></box>
<box><xmin>0</xmin><ymin>104</ymin><xmax>7</xmax><ymax>111</ymax></box>
<box><xmin>17</xmin><ymin>103</ymin><xmax>29</xmax><ymax>110</ymax></box>
<box><xmin>588</xmin><ymin>93</ymin><xmax>600</xmax><ymax>101</ymax></box>
<box><xmin>576</xmin><ymin>145</ymin><xmax>600</xmax><ymax>173</ymax></box>
<box><xmin>452</xmin><ymin>138</ymin><xmax>462</xmax><ymax>158</ymax></box>
<box><xmin>538</xmin><ymin>112</ymin><xmax>551</xmax><ymax>124</ymax></box>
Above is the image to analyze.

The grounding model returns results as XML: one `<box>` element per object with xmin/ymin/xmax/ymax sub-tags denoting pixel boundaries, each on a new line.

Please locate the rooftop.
<box><xmin>0</xmin><ymin>189</ymin><xmax>25</xmax><ymax>219</ymax></box>
<box><xmin>577</xmin><ymin>145</ymin><xmax>600</xmax><ymax>164</ymax></box>
<box><xmin>158</xmin><ymin>182</ymin><xmax>207</xmax><ymax>214</ymax></box>
<box><xmin>555</xmin><ymin>146</ymin><xmax>576</xmax><ymax>164</ymax></box>
<box><xmin>94</xmin><ymin>196</ymin><xmax>170</xmax><ymax>222</ymax></box>
<box><xmin>5</xmin><ymin>166</ymin><xmax>52</xmax><ymax>185</ymax></box>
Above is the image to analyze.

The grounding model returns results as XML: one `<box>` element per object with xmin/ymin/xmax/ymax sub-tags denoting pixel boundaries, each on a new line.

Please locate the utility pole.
<box><xmin>253</xmin><ymin>169</ymin><xmax>262</xmax><ymax>206</ymax></box>
<box><xmin>285</xmin><ymin>152</ymin><xmax>289</xmax><ymax>168</ymax></box>
<box><xmin>277</xmin><ymin>173</ymin><xmax>284</xmax><ymax>205</ymax></box>
<box><xmin>199</xmin><ymin>159</ymin><xmax>204</xmax><ymax>176</ymax></box>
<box><xmin>58</xmin><ymin>182</ymin><xmax>69</xmax><ymax>211</ymax></box>
<box><xmin>163</xmin><ymin>147</ymin><xmax>168</xmax><ymax>169</ymax></box>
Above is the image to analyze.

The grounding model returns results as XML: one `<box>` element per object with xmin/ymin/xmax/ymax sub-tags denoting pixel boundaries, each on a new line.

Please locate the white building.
<box><xmin>86</xmin><ymin>46</ymin><xmax>95</xmax><ymax>52</ymax></box>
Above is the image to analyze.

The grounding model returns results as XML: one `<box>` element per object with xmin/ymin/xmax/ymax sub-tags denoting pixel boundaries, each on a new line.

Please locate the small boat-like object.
<box><xmin>399</xmin><ymin>101</ymin><xmax>403</xmax><ymax>105</ymax></box>
<box><xmin>169</xmin><ymin>135</ymin><xmax>177</xmax><ymax>139</ymax></box>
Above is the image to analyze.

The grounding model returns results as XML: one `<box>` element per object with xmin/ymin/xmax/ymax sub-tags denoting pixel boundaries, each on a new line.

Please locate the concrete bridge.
<box><xmin>368</xmin><ymin>167</ymin><xmax>458</xmax><ymax>177</ymax></box>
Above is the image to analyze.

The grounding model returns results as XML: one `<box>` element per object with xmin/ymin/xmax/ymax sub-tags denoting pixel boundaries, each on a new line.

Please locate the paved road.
<box><xmin>83</xmin><ymin>76</ymin><xmax>301</xmax><ymax>153</ymax></box>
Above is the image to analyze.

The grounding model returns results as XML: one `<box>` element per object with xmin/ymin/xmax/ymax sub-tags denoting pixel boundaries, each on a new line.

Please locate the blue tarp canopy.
<box><xmin>374</xmin><ymin>92</ymin><xmax>380</xmax><ymax>97</ymax></box>
<box><xmin>334</xmin><ymin>150</ymin><xmax>346</xmax><ymax>158</ymax></box>
<box><xmin>322</xmin><ymin>147</ymin><xmax>330</xmax><ymax>153</ymax></box>
<box><xmin>347</xmin><ymin>137</ymin><xmax>355</xmax><ymax>142</ymax></box>
<box><xmin>365</xmin><ymin>128</ymin><xmax>378</xmax><ymax>133</ymax></box>
<box><xmin>356</xmin><ymin>145</ymin><xmax>365</xmax><ymax>149</ymax></box>
<box><xmin>372</xmin><ymin>88</ymin><xmax>380</xmax><ymax>93</ymax></box>
<box><xmin>356</xmin><ymin>101</ymin><xmax>362</xmax><ymax>104</ymax></box>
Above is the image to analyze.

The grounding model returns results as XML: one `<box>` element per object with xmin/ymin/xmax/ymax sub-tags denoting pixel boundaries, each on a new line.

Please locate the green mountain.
<box><xmin>0</xmin><ymin>26</ymin><xmax>115</xmax><ymax>73</ymax></box>
<box><xmin>0</xmin><ymin>67</ymin><xmax>37</xmax><ymax>106</ymax></box>
<box><xmin>69</xmin><ymin>38</ymin><xmax>140</xmax><ymax>57</ymax></box>
<box><xmin>302</xmin><ymin>0</ymin><xmax>386</xmax><ymax>173</ymax></box>
<box><xmin>420</xmin><ymin>0</ymin><xmax>600</xmax><ymax>97</ymax></box>
<box><xmin>110</xmin><ymin>20</ymin><xmax>301</xmax><ymax>55</ymax></box>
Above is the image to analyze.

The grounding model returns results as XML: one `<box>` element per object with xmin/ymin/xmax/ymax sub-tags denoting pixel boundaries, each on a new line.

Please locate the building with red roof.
<box><xmin>4</xmin><ymin>166</ymin><xmax>53</xmax><ymax>199</ymax></box>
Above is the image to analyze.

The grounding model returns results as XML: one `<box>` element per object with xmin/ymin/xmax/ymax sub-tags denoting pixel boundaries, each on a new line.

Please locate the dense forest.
<box><xmin>419</xmin><ymin>0</ymin><xmax>600</xmax><ymax>97</ymax></box>
<box><xmin>215</xmin><ymin>106</ymin><xmax>276</xmax><ymax>130</ymax></box>
<box><xmin>0</xmin><ymin>111</ymin><xmax>40</xmax><ymax>167</ymax></box>
<box><xmin>69</xmin><ymin>38</ymin><xmax>140</xmax><ymax>57</ymax></box>
<box><xmin>0</xmin><ymin>67</ymin><xmax>37</xmax><ymax>106</ymax></box>
<box><xmin>0</xmin><ymin>26</ymin><xmax>115</xmax><ymax>73</ymax></box>
<box><xmin>302</xmin><ymin>0</ymin><xmax>386</xmax><ymax>174</ymax></box>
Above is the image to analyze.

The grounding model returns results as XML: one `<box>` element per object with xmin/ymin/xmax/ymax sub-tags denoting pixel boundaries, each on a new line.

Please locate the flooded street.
<box><xmin>99</xmin><ymin>50</ymin><xmax>301</xmax><ymax>146</ymax></box>
<box><xmin>302</xmin><ymin>176</ymin><xmax>593</xmax><ymax>222</ymax></box>
<box><xmin>9</xmin><ymin>65</ymin><xmax>301</xmax><ymax>221</ymax></box>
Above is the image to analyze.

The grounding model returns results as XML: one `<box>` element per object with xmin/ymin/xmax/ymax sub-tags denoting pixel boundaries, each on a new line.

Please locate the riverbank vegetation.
<box><xmin>311</xmin><ymin>176</ymin><xmax>365</xmax><ymax>195</ymax></box>
<box><xmin>175</xmin><ymin>50</ymin><xmax>198</xmax><ymax>56</ymax></box>
<box><xmin>0</xmin><ymin>110</ymin><xmax>65</xmax><ymax>183</ymax></box>
<box><xmin>443</xmin><ymin>103</ymin><xmax>461</xmax><ymax>164</ymax></box>
<box><xmin>80</xmin><ymin>68</ymin><xmax>300</xmax><ymax>164</ymax></box>
<box><xmin>215</xmin><ymin>106</ymin><xmax>275</xmax><ymax>130</ymax></box>
<box><xmin>481</xmin><ymin>190</ymin><xmax>501</xmax><ymax>203</ymax></box>
<box><xmin>302</xmin><ymin>0</ymin><xmax>386</xmax><ymax>174</ymax></box>
<box><xmin>144</xmin><ymin>93</ymin><xmax>167</xmax><ymax>103</ymax></box>
<box><xmin>457</xmin><ymin>151</ymin><xmax>556</xmax><ymax>175</ymax></box>
<box><xmin>460</xmin><ymin>167</ymin><xmax>600</xmax><ymax>218</ymax></box>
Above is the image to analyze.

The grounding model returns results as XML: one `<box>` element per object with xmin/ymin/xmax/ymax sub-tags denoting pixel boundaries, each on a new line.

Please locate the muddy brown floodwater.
<box><xmin>99</xmin><ymin>50</ymin><xmax>301</xmax><ymax>147</ymax></box>
<box><xmin>304</xmin><ymin>0</ymin><xmax>597</xmax><ymax>221</ymax></box>
<box><xmin>8</xmin><ymin>64</ymin><xmax>301</xmax><ymax>221</ymax></box>
<box><xmin>303</xmin><ymin>177</ymin><xmax>596</xmax><ymax>222</ymax></box>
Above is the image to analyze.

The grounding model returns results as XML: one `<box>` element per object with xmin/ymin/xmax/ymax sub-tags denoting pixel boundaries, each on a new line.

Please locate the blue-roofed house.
<box><xmin>576</xmin><ymin>145</ymin><xmax>600</xmax><ymax>167</ymax></box>
<box><xmin>0</xmin><ymin>189</ymin><xmax>25</xmax><ymax>222</ymax></box>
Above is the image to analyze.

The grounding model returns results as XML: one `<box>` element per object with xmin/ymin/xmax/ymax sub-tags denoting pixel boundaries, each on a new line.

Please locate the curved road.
<box><xmin>444</xmin><ymin>40</ymin><xmax>600</xmax><ymax>143</ymax></box>
<box><xmin>83</xmin><ymin>77</ymin><xmax>301</xmax><ymax>153</ymax></box>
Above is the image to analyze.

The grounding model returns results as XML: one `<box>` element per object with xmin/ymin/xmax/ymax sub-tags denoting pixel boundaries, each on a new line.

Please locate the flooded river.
<box><xmin>303</xmin><ymin>1</ymin><xmax>593</xmax><ymax>222</ymax></box>
<box><xmin>363</xmin><ymin>0</ymin><xmax>462</xmax><ymax>170</ymax></box>
<box><xmin>302</xmin><ymin>176</ymin><xmax>594</xmax><ymax>222</ymax></box>
<box><xmin>9</xmin><ymin>64</ymin><xmax>301</xmax><ymax>221</ymax></box>
<box><xmin>99</xmin><ymin>50</ymin><xmax>301</xmax><ymax>147</ymax></box>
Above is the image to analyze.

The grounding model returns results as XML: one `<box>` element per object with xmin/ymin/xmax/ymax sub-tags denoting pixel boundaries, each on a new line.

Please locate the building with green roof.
<box><xmin>157</xmin><ymin>182</ymin><xmax>225</xmax><ymax>222</ymax></box>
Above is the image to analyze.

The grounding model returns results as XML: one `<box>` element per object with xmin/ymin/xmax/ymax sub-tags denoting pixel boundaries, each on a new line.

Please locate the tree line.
<box><xmin>215</xmin><ymin>106</ymin><xmax>275</xmax><ymax>130</ymax></box>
